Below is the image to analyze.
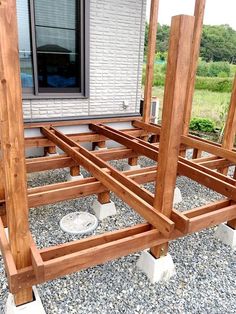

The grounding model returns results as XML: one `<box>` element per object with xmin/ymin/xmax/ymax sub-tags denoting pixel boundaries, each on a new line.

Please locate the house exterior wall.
<box><xmin>22</xmin><ymin>0</ymin><xmax>146</xmax><ymax>121</ymax></box>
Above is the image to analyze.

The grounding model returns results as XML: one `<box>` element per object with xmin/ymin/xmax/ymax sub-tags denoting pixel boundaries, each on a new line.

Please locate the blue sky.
<box><xmin>146</xmin><ymin>0</ymin><xmax>236</xmax><ymax>30</ymax></box>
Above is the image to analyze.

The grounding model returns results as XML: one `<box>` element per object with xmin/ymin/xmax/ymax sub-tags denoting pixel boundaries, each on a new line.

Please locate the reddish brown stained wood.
<box><xmin>150</xmin><ymin>15</ymin><xmax>195</xmax><ymax>258</ymax></box>
<box><xmin>41</xmin><ymin>127</ymin><xmax>174</xmax><ymax>236</ymax></box>
<box><xmin>30</xmin><ymin>237</ymin><xmax>45</xmax><ymax>282</ymax></box>
<box><xmin>219</xmin><ymin>75</ymin><xmax>236</xmax><ymax>174</ymax></box>
<box><xmin>183</xmin><ymin>0</ymin><xmax>206</xmax><ymax>135</ymax></box>
<box><xmin>143</xmin><ymin>0</ymin><xmax>160</xmax><ymax>123</ymax></box>
<box><xmin>0</xmin><ymin>0</ymin><xmax>32</xmax><ymax>305</ymax></box>
<box><xmin>188</xmin><ymin>204</ymin><xmax>236</xmax><ymax>233</ymax></box>
<box><xmin>70</xmin><ymin>166</ymin><xmax>81</xmax><ymax>177</ymax></box>
<box><xmin>0</xmin><ymin>218</ymin><xmax>18</xmax><ymax>292</ymax></box>
<box><xmin>98</xmin><ymin>191</ymin><xmax>110</xmax><ymax>204</ymax></box>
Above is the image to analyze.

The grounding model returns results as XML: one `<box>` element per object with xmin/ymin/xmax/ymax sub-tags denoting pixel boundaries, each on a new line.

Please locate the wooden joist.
<box><xmin>41</xmin><ymin>127</ymin><xmax>175</xmax><ymax>236</ymax></box>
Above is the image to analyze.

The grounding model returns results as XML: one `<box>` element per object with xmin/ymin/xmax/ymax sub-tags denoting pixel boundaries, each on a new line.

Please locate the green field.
<box><xmin>150</xmin><ymin>86</ymin><xmax>231</xmax><ymax>128</ymax></box>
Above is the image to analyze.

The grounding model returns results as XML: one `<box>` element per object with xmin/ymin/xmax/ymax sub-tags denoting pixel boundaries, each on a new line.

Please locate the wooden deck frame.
<box><xmin>0</xmin><ymin>0</ymin><xmax>236</xmax><ymax>307</ymax></box>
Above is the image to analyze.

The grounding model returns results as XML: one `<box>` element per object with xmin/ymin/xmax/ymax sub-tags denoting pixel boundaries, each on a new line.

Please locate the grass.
<box><xmin>149</xmin><ymin>86</ymin><xmax>231</xmax><ymax>128</ymax></box>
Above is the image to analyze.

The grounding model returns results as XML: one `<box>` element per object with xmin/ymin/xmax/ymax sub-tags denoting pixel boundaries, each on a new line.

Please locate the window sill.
<box><xmin>22</xmin><ymin>93</ymin><xmax>89</xmax><ymax>100</ymax></box>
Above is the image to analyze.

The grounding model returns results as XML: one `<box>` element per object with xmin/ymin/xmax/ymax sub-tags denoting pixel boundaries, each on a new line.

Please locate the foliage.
<box><xmin>195</xmin><ymin>76</ymin><xmax>233</xmax><ymax>93</ymax></box>
<box><xmin>142</xmin><ymin>64</ymin><xmax>233</xmax><ymax>93</ymax></box>
<box><xmin>145</xmin><ymin>23</ymin><xmax>236</xmax><ymax>64</ymax></box>
<box><xmin>189</xmin><ymin>118</ymin><xmax>215</xmax><ymax>132</ymax></box>
<box><xmin>197</xmin><ymin>61</ymin><xmax>231</xmax><ymax>77</ymax></box>
<box><xmin>200</xmin><ymin>25</ymin><xmax>236</xmax><ymax>64</ymax></box>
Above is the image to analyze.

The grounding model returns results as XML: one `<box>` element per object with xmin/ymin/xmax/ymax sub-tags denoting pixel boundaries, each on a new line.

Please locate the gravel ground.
<box><xmin>0</xmin><ymin>155</ymin><xmax>236</xmax><ymax>314</ymax></box>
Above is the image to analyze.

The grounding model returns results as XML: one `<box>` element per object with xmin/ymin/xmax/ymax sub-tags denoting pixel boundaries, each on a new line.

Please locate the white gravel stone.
<box><xmin>0</xmin><ymin>155</ymin><xmax>236</xmax><ymax>313</ymax></box>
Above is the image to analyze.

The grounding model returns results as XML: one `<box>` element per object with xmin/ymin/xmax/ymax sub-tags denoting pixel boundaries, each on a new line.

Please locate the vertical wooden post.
<box><xmin>128</xmin><ymin>157</ymin><xmax>139</xmax><ymax>167</ymax></box>
<box><xmin>218</xmin><ymin>75</ymin><xmax>236</xmax><ymax>175</ymax></box>
<box><xmin>70</xmin><ymin>165</ymin><xmax>81</xmax><ymax>177</ymax></box>
<box><xmin>44</xmin><ymin>145</ymin><xmax>57</xmax><ymax>156</ymax></box>
<box><xmin>180</xmin><ymin>0</ymin><xmax>206</xmax><ymax>159</ymax></box>
<box><xmin>182</xmin><ymin>0</ymin><xmax>206</xmax><ymax>136</ymax></box>
<box><xmin>143</xmin><ymin>0</ymin><xmax>159</xmax><ymax>123</ymax></box>
<box><xmin>0</xmin><ymin>161</ymin><xmax>7</xmax><ymax>227</ymax></box>
<box><xmin>0</xmin><ymin>0</ymin><xmax>33</xmax><ymax>305</ymax></box>
<box><xmin>151</xmin><ymin>15</ymin><xmax>195</xmax><ymax>258</ymax></box>
<box><xmin>219</xmin><ymin>75</ymin><xmax>236</xmax><ymax>229</ymax></box>
<box><xmin>98</xmin><ymin>192</ymin><xmax>110</xmax><ymax>205</ymax></box>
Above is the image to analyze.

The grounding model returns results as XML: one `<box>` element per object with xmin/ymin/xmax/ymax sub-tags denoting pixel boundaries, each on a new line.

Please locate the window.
<box><xmin>16</xmin><ymin>0</ymin><xmax>88</xmax><ymax>97</ymax></box>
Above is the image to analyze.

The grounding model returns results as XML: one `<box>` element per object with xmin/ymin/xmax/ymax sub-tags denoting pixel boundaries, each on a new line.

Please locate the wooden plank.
<box><xmin>188</xmin><ymin>204</ymin><xmax>236</xmax><ymax>233</ymax></box>
<box><xmin>0</xmin><ymin>161</ymin><xmax>6</xmax><ymax>227</ymax></box>
<box><xmin>90</xmin><ymin>124</ymin><xmax>236</xmax><ymax>200</ymax></box>
<box><xmin>178</xmin><ymin>161</ymin><xmax>236</xmax><ymax>201</ymax></box>
<box><xmin>183</xmin><ymin>0</ymin><xmax>206</xmax><ymax>135</ymax></box>
<box><xmin>0</xmin><ymin>218</ymin><xmax>18</xmax><ymax>292</ymax></box>
<box><xmin>143</xmin><ymin>0</ymin><xmax>160</xmax><ymax>123</ymax></box>
<box><xmin>151</xmin><ymin>15</ymin><xmax>195</xmax><ymax>258</ymax></box>
<box><xmin>181</xmin><ymin>136</ymin><xmax>236</xmax><ymax>164</ymax></box>
<box><xmin>219</xmin><ymin>75</ymin><xmax>236</xmax><ymax>174</ymax></box>
<box><xmin>0</xmin><ymin>0</ymin><xmax>33</xmax><ymax>305</ymax></box>
<box><xmin>26</xmin><ymin>147</ymin><xmax>138</xmax><ymax>173</ymax></box>
<box><xmin>30</xmin><ymin>237</ymin><xmax>45</xmax><ymax>282</ymax></box>
<box><xmin>24</xmin><ymin>116</ymin><xmax>142</xmax><ymax>129</ymax></box>
<box><xmin>133</xmin><ymin>120</ymin><xmax>236</xmax><ymax>164</ymax></box>
<box><xmin>43</xmin><ymin>229</ymin><xmax>168</xmax><ymax>282</ymax></box>
<box><xmin>184</xmin><ymin>199</ymin><xmax>231</xmax><ymax>218</ymax></box>
<box><xmin>90</xmin><ymin>124</ymin><xmax>157</xmax><ymax>160</ymax></box>
<box><xmin>40</xmin><ymin>223</ymin><xmax>151</xmax><ymax>261</ymax></box>
<box><xmin>41</xmin><ymin>127</ymin><xmax>174</xmax><ymax>236</ymax></box>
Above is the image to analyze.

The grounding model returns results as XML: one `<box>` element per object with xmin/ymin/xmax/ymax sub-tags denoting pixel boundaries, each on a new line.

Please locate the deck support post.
<box><xmin>0</xmin><ymin>0</ymin><xmax>34</xmax><ymax>306</ymax></box>
<box><xmin>216</xmin><ymin>75</ymin><xmax>236</xmax><ymax>237</ymax></box>
<box><xmin>142</xmin><ymin>0</ymin><xmax>159</xmax><ymax>124</ymax></box>
<box><xmin>124</xmin><ymin>157</ymin><xmax>141</xmax><ymax>171</ymax></box>
<box><xmin>67</xmin><ymin>165</ymin><xmax>84</xmax><ymax>181</ymax></box>
<box><xmin>94</xmin><ymin>141</ymin><xmax>107</xmax><ymax>151</ymax></box>
<box><xmin>137</xmin><ymin>15</ymin><xmax>195</xmax><ymax>282</ymax></box>
<box><xmin>0</xmin><ymin>161</ymin><xmax>7</xmax><ymax>227</ymax></box>
<box><xmin>92</xmin><ymin>192</ymin><xmax>117</xmax><ymax>220</ymax></box>
<box><xmin>181</xmin><ymin>0</ymin><xmax>206</xmax><ymax>157</ymax></box>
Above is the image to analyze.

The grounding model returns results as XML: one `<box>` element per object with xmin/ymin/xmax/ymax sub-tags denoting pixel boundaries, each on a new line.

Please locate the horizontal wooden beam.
<box><xmin>188</xmin><ymin>203</ymin><xmax>236</xmax><ymax>233</ymax></box>
<box><xmin>26</xmin><ymin>147</ymin><xmax>138</xmax><ymax>173</ymax></box>
<box><xmin>24</xmin><ymin>116</ymin><xmax>142</xmax><ymax>129</ymax></box>
<box><xmin>41</xmin><ymin>127</ymin><xmax>174</xmax><ymax>236</ymax></box>
<box><xmin>133</xmin><ymin>120</ymin><xmax>236</xmax><ymax>164</ymax></box>
<box><xmin>24</xmin><ymin>128</ymin><xmax>147</xmax><ymax>149</ymax></box>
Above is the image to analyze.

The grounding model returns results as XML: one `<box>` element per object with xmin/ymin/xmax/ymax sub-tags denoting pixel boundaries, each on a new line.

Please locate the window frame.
<box><xmin>21</xmin><ymin>0</ymin><xmax>89</xmax><ymax>99</ymax></box>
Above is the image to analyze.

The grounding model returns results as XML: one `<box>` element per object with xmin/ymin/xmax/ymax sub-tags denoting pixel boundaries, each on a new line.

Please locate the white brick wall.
<box><xmin>23</xmin><ymin>0</ymin><xmax>146</xmax><ymax>121</ymax></box>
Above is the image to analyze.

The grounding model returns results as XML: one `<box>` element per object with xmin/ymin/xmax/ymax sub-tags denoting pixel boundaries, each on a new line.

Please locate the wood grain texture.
<box><xmin>0</xmin><ymin>0</ymin><xmax>32</xmax><ymax>305</ymax></box>
<box><xmin>143</xmin><ymin>0</ymin><xmax>159</xmax><ymax>123</ymax></box>
<box><xmin>183</xmin><ymin>0</ymin><xmax>206</xmax><ymax>135</ymax></box>
<box><xmin>151</xmin><ymin>15</ymin><xmax>195</xmax><ymax>258</ymax></box>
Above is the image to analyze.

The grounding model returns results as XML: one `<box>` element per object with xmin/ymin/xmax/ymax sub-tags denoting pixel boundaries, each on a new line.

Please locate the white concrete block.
<box><xmin>6</xmin><ymin>286</ymin><xmax>46</xmax><ymax>314</ymax></box>
<box><xmin>67</xmin><ymin>174</ymin><xmax>84</xmax><ymax>181</ymax></box>
<box><xmin>215</xmin><ymin>223</ymin><xmax>236</xmax><ymax>250</ymax></box>
<box><xmin>137</xmin><ymin>251</ymin><xmax>176</xmax><ymax>284</ymax></box>
<box><xmin>46</xmin><ymin>152</ymin><xmax>59</xmax><ymax>157</ymax></box>
<box><xmin>174</xmin><ymin>187</ymin><xmax>182</xmax><ymax>204</ymax></box>
<box><xmin>92</xmin><ymin>199</ymin><xmax>117</xmax><ymax>220</ymax></box>
<box><xmin>94</xmin><ymin>146</ymin><xmax>108</xmax><ymax>151</ymax></box>
<box><xmin>123</xmin><ymin>164</ymin><xmax>141</xmax><ymax>171</ymax></box>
